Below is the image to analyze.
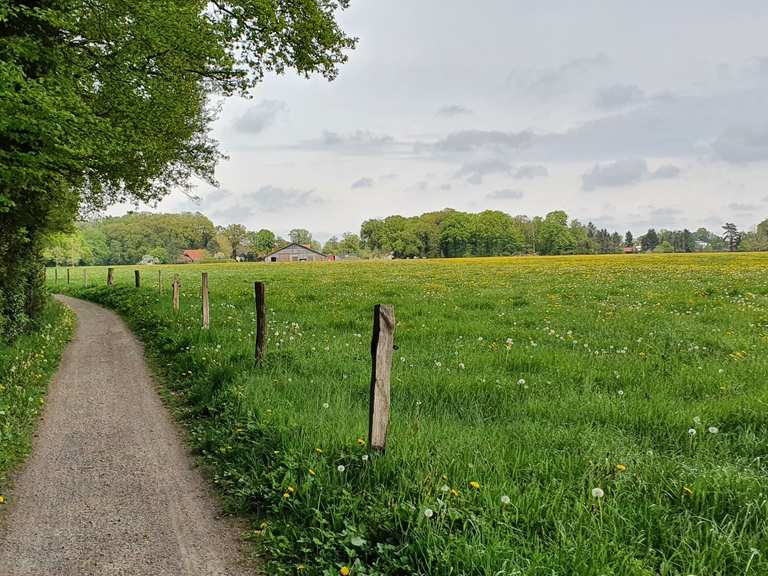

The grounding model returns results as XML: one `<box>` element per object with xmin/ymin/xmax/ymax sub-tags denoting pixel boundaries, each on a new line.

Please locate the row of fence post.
<box><xmin>50</xmin><ymin>266</ymin><xmax>395</xmax><ymax>452</ymax></box>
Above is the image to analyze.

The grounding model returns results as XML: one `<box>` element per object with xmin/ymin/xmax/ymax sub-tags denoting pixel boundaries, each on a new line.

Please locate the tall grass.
<box><xmin>52</xmin><ymin>254</ymin><xmax>768</xmax><ymax>575</ymax></box>
<box><xmin>0</xmin><ymin>300</ymin><xmax>75</xmax><ymax>499</ymax></box>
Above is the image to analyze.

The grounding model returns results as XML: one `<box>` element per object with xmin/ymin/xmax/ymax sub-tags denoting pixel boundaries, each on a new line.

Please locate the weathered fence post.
<box><xmin>172</xmin><ymin>275</ymin><xmax>180</xmax><ymax>312</ymax></box>
<box><xmin>134</xmin><ymin>270</ymin><xmax>141</xmax><ymax>288</ymax></box>
<box><xmin>54</xmin><ymin>267</ymin><xmax>58</xmax><ymax>286</ymax></box>
<box><xmin>158</xmin><ymin>270</ymin><xmax>162</xmax><ymax>294</ymax></box>
<box><xmin>67</xmin><ymin>268</ymin><xmax>70</xmax><ymax>285</ymax></box>
<box><xmin>107</xmin><ymin>267</ymin><xmax>114</xmax><ymax>286</ymax></box>
<box><xmin>369</xmin><ymin>304</ymin><xmax>395</xmax><ymax>453</ymax></box>
<box><xmin>254</xmin><ymin>282</ymin><xmax>266</xmax><ymax>362</ymax></box>
<box><xmin>201</xmin><ymin>272</ymin><xmax>210</xmax><ymax>329</ymax></box>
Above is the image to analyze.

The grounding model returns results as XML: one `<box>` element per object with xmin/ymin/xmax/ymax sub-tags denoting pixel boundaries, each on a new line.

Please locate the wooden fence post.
<box><xmin>67</xmin><ymin>268</ymin><xmax>70</xmax><ymax>285</ymax></box>
<box><xmin>134</xmin><ymin>270</ymin><xmax>141</xmax><ymax>288</ymax></box>
<box><xmin>201</xmin><ymin>272</ymin><xmax>210</xmax><ymax>329</ymax></box>
<box><xmin>172</xmin><ymin>275</ymin><xmax>180</xmax><ymax>312</ymax></box>
<box><xmin>254</xmin><ymin>282</ymin><xmax>266</xmax><ymax>361</ymax></box>
<box><xmin>369</xmin><ymin>304</ymin><xmax>395</xmax><ymax>453</ymax></box>
<box><xmin>54</xmin><ymin>267</ymin><xmax>58</xmax><ymax>286</ymax></box>
<box><xmin>107</xmin><ymin>267</ymin><xmax>114</xmax><ymax>286</ymax></box>
<box><xmin>158</xmin><ymin>270</ymin><xmax>162</xmax><ymax>294</ymax></box>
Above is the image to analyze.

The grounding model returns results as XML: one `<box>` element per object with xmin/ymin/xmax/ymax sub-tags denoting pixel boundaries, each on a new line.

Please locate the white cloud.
<box><xmin>234</xmin><ymin>100</ymin><xmax>287</xmax><ymax>134</ymax></box>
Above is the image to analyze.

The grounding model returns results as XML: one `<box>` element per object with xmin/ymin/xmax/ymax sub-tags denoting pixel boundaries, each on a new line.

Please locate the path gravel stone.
<box><xmin>0</xmin><ymin>295</ymin><xmax>254</xmax><ymax>575</ymax></box>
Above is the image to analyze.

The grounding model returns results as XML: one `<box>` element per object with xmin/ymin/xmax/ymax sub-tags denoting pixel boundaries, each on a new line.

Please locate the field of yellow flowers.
<box><xmin>49</xmin><ymin>253</ymin><xmax>768</xmax><ymax>575</ymax></box>
<box><xmin>0</xmin><ymin>300</ymin><xmax>74</xmax><ymax>505</ymax></box>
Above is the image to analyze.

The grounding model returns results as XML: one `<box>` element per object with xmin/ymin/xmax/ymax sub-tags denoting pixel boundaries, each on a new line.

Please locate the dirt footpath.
<box><xmin>0</xmin><ymin>295</ymin><xmax>254</xmax><ymax>576</ymax></box>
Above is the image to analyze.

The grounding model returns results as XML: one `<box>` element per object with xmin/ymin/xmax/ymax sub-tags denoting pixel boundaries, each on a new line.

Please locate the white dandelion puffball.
<box><xmin>591</xmin><ymin>487</ymin><xmax>605</xmax><ymax>498</ymax></box>
<box><xmin>423</xmin><ymin>508</ymin><xmax>434</xmax><ymax>518</ymax></box>
<box><xmin>440</xmin><ymin>485</ymin><xmax>450</xmax><ymax>493</ymax></box>
<box><xmin>337</xmin><ymin>464</ymin><xmax>346</xmax><ymax>472</ymax></box>
<box><xmin>708</xmin><ymin>426</ymin><xmax>719</xmax><ymax>434</ymax></box>
<box><xmin>501</xmin><ymin>495</ymin><xmax>511</xmax><ymax>505</ymax></box>
<box><xmin>518</xmin><ymin>378</ymin><xmax>526</xmax><ymax>386</ymax></box>
<box><xmin>322</xmin><ymin>402</ymin><xmax>329</xmax><ymax>409</ymax></box>
<box><xmin>361</xmin><ymin>454</ymin><xmax>369</xmax><ymax>462</ymax></box>
<box><xmin>688</xmin><ymin>428</ymin><xmax>697</xmax><ymax>436</ymax></box>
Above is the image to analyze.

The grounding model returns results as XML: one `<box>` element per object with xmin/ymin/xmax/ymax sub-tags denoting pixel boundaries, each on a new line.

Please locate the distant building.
<box><xmin>264</xmin><ymin>243</ymin><xmax>327</xmax><ymax>263</ymax></box>
<box><xmin>623</xmin><ymin>246</ymin><xmax>638</xmax><ymax>254</ymax></box>
<box><xmin>140</xmin><ymin>254</ymin><xmax>160</xmax><ymax>265</ymax></box>
<box><xmin>179</xmin><ymin>249</ymin><xmax>208</xmax><ymax>263</ymax></box>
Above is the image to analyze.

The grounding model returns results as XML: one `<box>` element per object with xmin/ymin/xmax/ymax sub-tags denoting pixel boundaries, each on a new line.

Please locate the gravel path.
<box><xmin>0</xmin><ymin>295</ymin><xmax>254</xmax><ymax>575</ymax></box>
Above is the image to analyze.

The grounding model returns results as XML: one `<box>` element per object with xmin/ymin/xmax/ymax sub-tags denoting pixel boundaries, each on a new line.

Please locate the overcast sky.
<box><xmin>112</xmin><ymin>0</ymin><xmax>768</xmax><ymax>241</ymax></box>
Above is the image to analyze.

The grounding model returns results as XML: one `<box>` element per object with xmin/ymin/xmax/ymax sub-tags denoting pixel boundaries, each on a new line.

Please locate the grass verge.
<box><xmin>0</xmin><ymin>298</ymin><xmax>75</xmax><ymax>504</ymax></box>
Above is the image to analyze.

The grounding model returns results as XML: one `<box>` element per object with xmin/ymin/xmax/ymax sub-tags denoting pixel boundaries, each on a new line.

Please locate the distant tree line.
<box><xmin>360</xmin><ymin>209</ymin><xmax>768</xmax><ymax>258</ymax></box>
<box><xmin>44</xmin><ymin>210</ymin><xmax>768</xmax><ymax>266</ymax></box>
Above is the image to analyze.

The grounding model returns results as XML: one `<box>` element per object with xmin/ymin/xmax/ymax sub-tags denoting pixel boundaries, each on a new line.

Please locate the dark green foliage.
<box><xmin>0</xmin><ymin>0</ymin><xmax>355</xmax><ymax>339</ymax></box>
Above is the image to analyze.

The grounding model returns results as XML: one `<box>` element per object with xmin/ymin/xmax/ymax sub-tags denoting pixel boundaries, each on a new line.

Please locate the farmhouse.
<box><xmin>264</xmin><ymin>243</ymin><xmax>327</xmax><ymax>262</ymax></box>
<box><xmin>179</xmin><ymin>249</ymin><xmax>208</xmax><ymax>263</ymax></box>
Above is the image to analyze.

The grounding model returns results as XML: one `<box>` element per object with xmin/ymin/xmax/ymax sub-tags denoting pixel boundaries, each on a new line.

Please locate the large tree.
<box><xmin>0</xmin><ymin>1</ymin><xmax>355</xmax><ymax>338</ymax></box>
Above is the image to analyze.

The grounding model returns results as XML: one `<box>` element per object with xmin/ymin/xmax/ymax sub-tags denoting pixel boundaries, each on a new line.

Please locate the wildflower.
<box><xmin>615</xmin><ymin>464</ymin><xmax>626</xmax><ymax>472</ymax></box>
<box><xmin>286</xmin><ymin>486</ymin><xmax>295</xmax><ymax>494</ymax></box>
<box><xmin>337</xmin><ymin>464</ymin><xmax>346</xmax><ymax>472</ymax></box>
<box><xmin>322</xmin><ymin>403</ymin><xmax>330</xmax><ymax>409</ymax></box>
<box><xmin>449</xmin><ymin>488</ymin><xmax>459</xmax><ymax>497</ymax></box>
<box><xmin>340</xmin><ymin>567</ymin><xmax>350</xmax><ymax>576</ymax></box>
<box><xmin>501</xmin><ymin>495</ymin><xmax>511</xmax><ymax>505</ymax></box>
<box><xmin>458</xmin><ymin>362</ymin><xmax>465</xmax><ymax>369</ymax></box>
<box><xmin>469</xmin><ymin>481</ymin><xmax>481</xmax><ymax>490</ymax></box>
<box><xmin>708</xmin><ymin>426</ymin><xmax>719</xmax><ymax>434</ymax></box>
<box><xmin>591</xmin><ymin>487</ymin><xmax>605</xmax><ymax>498</ymax></box>
<box><xmin>356</xmin><ymin>438</ymin><xmax>366</xmax><ymax>446</ymax></box>
<box><xmin>688</xmin><ymin>428</ymin><xmax>697</xmax><ymax>436</ymax></box>
<box><xmin>361</xmin><ymin>454</ymin><xmax>369</xmax><ymax>462</ymax></box>
<box><xmin>282</xmin><ymin>492</ymin><xmax>291</xmax><ymax>499</ymax></box>
<box><xmin>682</xmin><ymin>486</ymin><xmax>694</xmax><ymax>497</ymax></box>
<box><xmin>259</xmin><ymin>522</ymin><xmax>268</xmax><ymax>529</ymax></box>
<box><xmin>517</xmin><ymin>378</ymin><xmax>526</xmax><ymax>386</ymax></box>
<box><xmin>315</xmin><ymin>448</ymin><xmax>324</xmax><ymax>454</ymax></box>
<box><xmin>423</xmin><ymin>508</ymin><xmax>434</xmax><ymax>518</ymax></box>
<box><xmin>617</xmin><ymin>390</ymin><xmax>624</xmax><ymax>396</ymax></box>
<box><xmin>0</xmin><ymin>495</ymin><xmax>5</xmax><ymax>504</ymax></box>
<box><xmin>309</xmin><ymin>469</ymin><xmax>316</xmax><ymax>476</ymax></box>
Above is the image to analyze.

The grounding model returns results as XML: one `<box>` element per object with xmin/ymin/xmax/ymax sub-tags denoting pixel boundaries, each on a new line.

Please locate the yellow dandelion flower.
<box><xmin>315</xmin><ymin>448</ymin><xmax>323</xmax><ymax>454</ymax></box>
<box><xmin>356</xmin><ymin>438</ymin><xmax>366</xmax><ymax>446</ymax></box>
<box><xmin>308</xmin><ymin>468</ymin><xmax>316</xmax><ymax>476</ymax></box>
<box><xmin>469</xmin><ymin>481</ymin><xmax>481</xmax><ymax>490</ymax></box>
<box><xmin>0</xmin><ymin>495</ymin><xmax>5</xmax><ymax>504</ymax></box>
<box><xmin>615</xmin><ymin>464</ymin><xmax>626</xmax><ymax>472</ymax></box>
<box><xmin>682</xmin><ymin>486</ymin><xmax>694</xmax><ymax>497</ymax></box>
<box><xmin>340</xmin><ymin>567</ymin><xmax>350</xmax><ymax>576</ymax></box>
<box><xmin>287</xmin><ymin>486</ymin><xmax>295</xmax><ymax>494</ymax></box>
<box><xmin>449</xmin><ymin>488</ymin><xmax>459</xmax><ymax>497</ymax></box>
<box><xmin>282</xmin><ymin>492</ymin><xmax>291</xmax><ymax>499</ymax></box>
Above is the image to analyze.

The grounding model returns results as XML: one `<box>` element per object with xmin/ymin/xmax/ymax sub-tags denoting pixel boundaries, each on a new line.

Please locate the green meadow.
<box><xmin>49</xmin><ymin>253</ymin><xmax>768</xmax><ymax>575</ymax></box>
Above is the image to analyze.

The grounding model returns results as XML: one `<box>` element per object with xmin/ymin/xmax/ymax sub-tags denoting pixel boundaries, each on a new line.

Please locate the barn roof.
<box><xmin>264</xmin><ymin>242</ymin><xmax>326</xmax><ymax>258</ymax></box>
<box><xmin>182</xmin><ymin>249</ymin><xmax>208</xmax><ymax>261</ymax></box>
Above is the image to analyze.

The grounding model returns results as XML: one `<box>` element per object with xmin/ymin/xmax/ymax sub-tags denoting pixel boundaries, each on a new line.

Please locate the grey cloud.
<box><xmin>433</xmin><ymin>130</ymin><xmax>534</xmax><ymax>153</ymax></box>
<box><xmin>711</xmin><ymin>127</ymin><xmax>768</xmax><ymax>163</ymax></box>
<box><xmin>487</xmin><ymin>189</ymin><xmax>524</xmax><ymax>200</ymax></box>
<box><xmin>437</xmin><ymin>104</ymin><xmax>473</xmax><ymax>117</ymax></box>
<box><xmin>241</xmin><ymin>185</ymin><xmax>323</xmax><ymax>213</ymax></box>
<box><xmin>234</xmin><ymin>100</ymin><xmax>287</xmax><ymax>134</ymax></box>
<box><xmin>303</xmin><ymin>130</ymin><xmax>399</xmax><ymax>155</ymax></box>
<box><xmin>507</xmin><ymin>54</ymin><xmax>611</xmax><ymax>100</ymax></box>
<box><xmin>513</xmin><ymin>164</ymin><xmax>549</xmax><ymax>179</ymax></box>
<box><xmin>455</xmin><ymin>159</ymin><xmax>514</xmax><ymax>184</ymax></box>
<box><xmin>440</xmin><ymin>183</ymin><xmax>452</xmax><ymax>191</ymax></box>
<box><xmin>728</xmin><ymin>202</ymin><xmax>760</xmax><ymax>212</ymax></box>
<box><xmin>649</xmin><ymin>164</ymin><xmax>682</xmax><ymax>179</ymax></box>
<box><xmin>351</xmin><ymin>177</ymin><xmax>374</xmax><ymax>189</ymax></box>
<box><xmin>594</xmin><ymin>84</ymin><xmax>645</xmax><ymax>109</ymax></box>
<box><xmin>582</xmin><ymin>159</ymin><xmax>680</xmax><ymax>191</ymax></box>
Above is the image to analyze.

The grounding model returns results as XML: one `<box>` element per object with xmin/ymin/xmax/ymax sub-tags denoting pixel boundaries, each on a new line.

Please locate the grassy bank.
<box><xmin>51</xmin><ymin>254</ymin><xmax>768</xmax><ymax>575</ymax></box>
<box><xmin>0</xmin><ymin>299</ymin><xmax>75</xmax><ymax>502</ymax></box>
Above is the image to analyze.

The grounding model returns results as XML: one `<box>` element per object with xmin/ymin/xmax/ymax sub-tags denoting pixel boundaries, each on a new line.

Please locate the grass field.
<box><xmin>49</xmin><ymin>254</ymin><xmax>768</xmax><ymax>575</ymax></box>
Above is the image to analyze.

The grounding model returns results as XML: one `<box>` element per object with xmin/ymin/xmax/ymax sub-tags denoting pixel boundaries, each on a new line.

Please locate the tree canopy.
<box><xmin>0</xmin><ymin>0</ymin><xmax>355</xmax><ymax>338</ymax></box>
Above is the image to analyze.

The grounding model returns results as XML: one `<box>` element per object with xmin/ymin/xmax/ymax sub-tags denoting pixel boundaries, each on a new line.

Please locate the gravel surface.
<box><xmin>0</xmin><ymin>295</ymin><xmax>255</xmax><ymax>575</ymax></box>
